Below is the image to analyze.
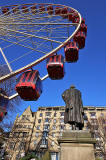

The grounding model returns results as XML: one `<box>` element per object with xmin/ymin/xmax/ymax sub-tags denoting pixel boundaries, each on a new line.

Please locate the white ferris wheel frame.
<box><xmin>0</xmin><ymin>3</ymin><xmax>82</xmax><ymax>100</ymax></box>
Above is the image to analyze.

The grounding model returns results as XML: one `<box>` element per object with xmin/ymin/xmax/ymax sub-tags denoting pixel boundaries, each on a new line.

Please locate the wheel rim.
<box><xmin>0</xmin><ymin>3</ymin><xmax>81</xmax><ymax>83</ymax></box>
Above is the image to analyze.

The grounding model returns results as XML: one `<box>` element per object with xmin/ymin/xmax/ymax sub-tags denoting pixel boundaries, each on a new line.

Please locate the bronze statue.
<box><xmin>62</xmin><ymin>85</ymin><xmax>84</xmax><ymax>130</ymax></box>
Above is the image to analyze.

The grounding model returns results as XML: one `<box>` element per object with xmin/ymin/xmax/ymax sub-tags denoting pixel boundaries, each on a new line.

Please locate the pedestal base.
<box><xmin>58</xmin><ymin>130</ymin><xmax>96</xmax><ymax>160</ymax></box>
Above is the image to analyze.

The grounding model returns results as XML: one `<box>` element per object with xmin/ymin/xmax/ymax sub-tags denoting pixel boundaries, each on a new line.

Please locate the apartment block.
<box><xmin>5</xmin><ymin>106</ymin><xmax>106</xmax><ymax>160</ymax></box>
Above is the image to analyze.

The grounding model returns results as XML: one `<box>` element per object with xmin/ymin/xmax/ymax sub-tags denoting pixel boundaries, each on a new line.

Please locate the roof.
<box><xmin>37</xmin><ymin>106</ymin><xmax>106</xmax><ymax>111</ymax></box>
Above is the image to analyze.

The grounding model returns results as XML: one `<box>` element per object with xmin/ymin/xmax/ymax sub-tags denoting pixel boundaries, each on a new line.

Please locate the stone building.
<box><xmin>5</xmin><ymin>106</ymin><xmax>106</xmax><ymax>160</ymax></box>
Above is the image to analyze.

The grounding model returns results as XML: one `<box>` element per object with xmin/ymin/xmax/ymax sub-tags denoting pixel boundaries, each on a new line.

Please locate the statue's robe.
<box><xmin>62</xmin><ymin>88</ymin><xmax>84</xmax><ymax>128</ymax></box>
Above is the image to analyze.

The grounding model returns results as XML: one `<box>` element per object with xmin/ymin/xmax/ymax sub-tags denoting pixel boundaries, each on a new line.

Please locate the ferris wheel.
<box><xmin>0</xmin><ymin>3</ymin><xmax>87</xmax><ymax>120</ymax></box>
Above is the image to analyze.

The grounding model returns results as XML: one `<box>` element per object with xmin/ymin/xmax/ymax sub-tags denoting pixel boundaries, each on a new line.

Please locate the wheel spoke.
<box><xmin>0</xmin><ymin>3</ymin><xmax>81</xmax><ymax>82</ymax></box>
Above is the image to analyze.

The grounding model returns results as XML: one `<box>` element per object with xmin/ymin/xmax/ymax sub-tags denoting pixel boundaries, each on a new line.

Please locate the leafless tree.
<box><xmin>87</xmin><ymin>115</ymin><xmax>106</xmax><ymax>159</ymax></box>
<box><xmin>97</xmin><ymin>116</ymin><xmax>106</xmax><ymax>159</ymax></box>
<box><xmin>0</xmin><ymin>64</ymin><xmax>21</xmax><ymax>131</ymax></box>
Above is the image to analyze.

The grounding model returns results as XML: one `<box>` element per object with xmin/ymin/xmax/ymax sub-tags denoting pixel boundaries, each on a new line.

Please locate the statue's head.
<box><xmin>70</xmin><ymin>85</ymin><xmax>75</xmax><ymax>89</ymax></box>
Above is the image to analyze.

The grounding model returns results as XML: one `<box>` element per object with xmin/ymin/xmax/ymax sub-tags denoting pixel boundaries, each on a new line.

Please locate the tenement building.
<box><xmin>5</xmin><ymin>106</ymin><xmax>106</xmax><ymax>160</ymax></box>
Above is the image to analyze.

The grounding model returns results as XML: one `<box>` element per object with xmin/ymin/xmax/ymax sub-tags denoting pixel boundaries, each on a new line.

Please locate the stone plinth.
<box><xmin>58</xmin><ymin>130</ymin><xmax>96</xmax><ymax>160</ymax></box>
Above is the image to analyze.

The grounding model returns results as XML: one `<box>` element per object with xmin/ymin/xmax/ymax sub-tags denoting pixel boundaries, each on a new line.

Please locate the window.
<box><xmin>90</xmin><ymin>112</ymin><xmax>96</xmax><ymax>118</ymax></box>
<box><xmin>23</xmin><ymin>125</ymin><xmax>27</xmax><ymax>128</ymax></box>
<box><xmin>53</xmin><ymin>119</ymin><xmax>56</xmax><ymax>123</ymax></box>
<box><xmin>83</xmin><ymin>113</ymin><xmax>88</xmax><ymax>120</ymax></box>
<box><xmin>93</xmin><ymin>125</ymin><xmax>98</xmax><ymax>130</ymax></box>
<box><xmin>69</xmin><ymin>125</ymin><xmax>72</xmax><ymax>130</ymax></box>
<box><xmin>39</xmin><ymin>113</ymin><xmax>42</xmax><ymax>117</ymax></box>
<box><xmin>38</xmin><ymin>119</ymin><xmax>41</xmax><ymax>123</ymax></box>
<box><xmin>19</xmin><ymin>142</ymin><xmax>26</xmax><ymax>150</ymax></box>
<box><xmin>60</xmin><ymin>118</ymin><xmax>64</xmax><ymax>123</ymax></box>
<box><xmin>52</xmin><ymin>132</ymin><xmax>55</xmax><ymax>138</ymax></box>
<box><xmin>9</xmin><ymin>142</ymin><xmax>15</xmax><ymax>150</ymax></box>
<box><xmin>102</xmin><ymin>119</ymin><xmax>106</xmax><ymax>124</ymax></box>
<box><xmin>60</xmin><ymin>112</ymin><xmax>64</xmax><ymax>117</ymax></box>
<box><xmin>19</xmin><ymin>132</ymin><xmax>23</xmax><ymax>137</ymax></box>
<box><xmin>13</xmin><ymin>132</ymin><xmax>19</xmax><ymax>138</ymax></box>
<box><xmin>51</xmin><ymin>152</ymin><xmax>57</xmax><ymax>159</ymax></box>
<box><xmin>35</xmin><ymin>132</ymin><xmax>39</xmax><ymax>137</ymax></box>
<box><xmin>45</xmin><ymin>112</ymin><xmax>51</xmax><ymax>117</ymax></box>
<box><xmin>28</xmin><ymin>125</ymin><xmax>31</xmax><ymax>129</ymax></box>
<box><xmin>100</xmin><ymin>113</ymin><xmax>104</xmax><ymax>116</ymax></box>
<box><xmin>37</xmin><ymin>125</ymin><xmax>40</xmax><ymax>130</ymax></box>
<box><xmin>22</xmin><ymin>115</ymin><xmax>25</xmax><ymax>120</ymax></box>
<box><xmin>34</xmin><ymin>140</ymin><xmax>37</xmax><ymax>146</ymax></box>
<box><xmin>18</xmin><ymin>124</ymin><xmax>22</xmax><ymax>128</ymax></box>
<box><xmin>84</xmin><ymin>120</ymin><xmax>88</xmax><ymax>123</ymax></box>
<box><xmin>43</xmin><ymin>131</ymin><xmax>48</xmax><ymax>137</ymax></box>
<box><xmin>95</xmin><ymin>152</ymin><xmax>103</xmax><ymax>158</ymax></box>
<box><xmin>23</xmin><ymin>132</ymin><xmax>27</xmax><ymax>137</ymax></box>
<box><xmin>52</xmin><ymin>125</ymin><xmax>56</xmax><ymax>130</ymax></box>
<box><xmin>91</xmin><ymin>119</ymin><xmax>95</xmax><ymax>124</ymax></box>
<box><xmin>16</xmin><ymin>154</ymin><xmax>20</xmax><ymax>160</ymax></box>
<box><xmin>95</xmin><ymin>142</ymin><xmax>101</xmax><ymax>149</ymax></box>
<box><xmin>22</xmin><ymin>115</ymin><xmax>30</xmax><ymax>120</ymax></box>
<box><xmin>60</xmin><ymin>132</ymin><xmax>63</xmax><ymax>137</ymax></box>
<box><xmin>54</xmin><ymin>112</ymin><xmax>57</xmax><ymax>117</ymax></box>
<box><xmin>26</xmin><ymin>115</ymin><xmax>30</xmax><ymax>120</ymax></box>
<box><xmin>41</xmin><ymin>138</ymin><xmax>48</xmax><ymax>145</ymax></box>
<box><xmin>60</xmin><ymin>125</ymin><xmax>64</xmax><ymax>130</ymax></box>
<box><xmin>51</xmin><ymin>141</ymin><xmax>54</xmax><ymax>146</ymax></box>
<box><xmin>86</xmin><ymin>126</ymin><xmax>89</xmax><ymax>130</ymax></box>
<box><xmin>95</xmin><ymin>134</ymin><xmax>100</xmax><ymax>140</ymax></box>
<box><xmin>45</xmin><ymin>118</ymin><xmax>50</xmax><ymax>123</ymax></box>
<box><xmin>44</xmin><ymin>125</ymin><xmax>49</xmax><ymax>130</ymax></box>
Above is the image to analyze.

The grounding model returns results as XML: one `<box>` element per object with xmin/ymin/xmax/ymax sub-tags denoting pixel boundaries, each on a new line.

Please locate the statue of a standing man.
<box><xmin>62</xmin><ymin>85</ymin><xmax>84</xmax><ymax>130</ymax></box>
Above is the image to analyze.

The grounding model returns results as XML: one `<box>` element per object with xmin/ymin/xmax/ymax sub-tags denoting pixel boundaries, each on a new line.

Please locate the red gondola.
<box><xmin>81</xmin><ymin>17</ymin><xmax>85</xmax><ymax>24</ymax></box>
<box><xmin>47</xmin><ymin>5</ymin><xmax>53</xmax><ymax>15</ymax></box>
<box><xmin>55</xmin><ymin>7</ymin><xmax>61</xmax><ymax>15</ymax></box>
<box><xmin>61</xmin><ymin>7</ymin><xmax>68</xmax><ymax>18</ymax></box>
<box><xmin>79</xmin><ymin>23</ymin><xmax>87</xmax><ymax>36</ymax></box>
<box><xmin>46</xmin><ymin>54</ymin><xmax>64</xmax><ymax>79</ymax></box>
<box><xmin>39</xmin><ymin>5</ymin><xmax>45</xmax><ymax>13</ymax></box>
<box><xmin>12</xmin><ymin>7</ymin><xmax>20</xmax><ymax>14</ymax></box>
<box><xmin>74</xmin><ymin>17</ymin><xmax>85</xmax><ymax>24</ymax></box>
<box><xmin>68</xmin><ymin>9</ymin><xmax>76</xmax><ymax>21</ymax></box>
<box><xmin>2</xmin><ymin>8</ymin><xmax>10</xmax><ymax>15</ymax></box>
<box><xmin>15</xmin><ymin>70</ymin><xmax>42</xmax><ymax>101</ymax></box>
<box><xmin>31</xmin><ymin>5</ymin><xmax>37</xmax><ymax>14</ymax></box>
<box><xmin>22</xmin><ymin>6</ymin><xmax>29</xmax><ymax>13</ymax></box>
<box><xmin>74</xmin><ymin>18</ymin><xmax>80</xmax><ymax>23</ymax></box>
<box><xmin>69</xmin><ymin>9</ymin><xmax>75</xmax><ymax>14</ymax></box>
<box><xmin>72</xmin><ymin>12</ymin><xmax>79</xmax><ymax>23</ymax></box>
<box><xmin>64</xmin><ymin>41</ymin><xmax>79</xmax><ymax>62</ymax></box>
<box><xmin>73</xmin><ymin>31</ymin><xmax>86</xmax><ymax>49</ymax></box>
<box><xmin>0</xmin><ymin>88</ymin><xmax>8</xmax><ymax>122</ymax></box>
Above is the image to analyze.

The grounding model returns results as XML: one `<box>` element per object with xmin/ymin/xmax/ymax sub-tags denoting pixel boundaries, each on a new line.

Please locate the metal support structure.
<box><xmin>0</xmin><ymin>12</ymin><xmax>81</xmax><ymax>83</ymax></box>
<box><xmin>0</xmin><ymin>27</ymin><xmax>62</xmax><ymax>44</ymax></box>
<box><xmin>0</xmin><ymin>3</ymin><xmax>82</xmax><ymax>101</ymax></box>
<box><xmin>0</xmin><ymin>23</ymin><xmax>77</xmax><ymax>26</ymax></box>
<box><xmin>0</xmin><ymin>47</ymin><xmax>12</xmax><ymax>73</ymax></box>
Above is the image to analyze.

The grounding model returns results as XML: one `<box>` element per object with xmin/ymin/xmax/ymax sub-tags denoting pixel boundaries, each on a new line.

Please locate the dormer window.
<box><xmin>90</xmin><ymin>112</ymin><xmax>96</xmax><ymax>118</ymax></box>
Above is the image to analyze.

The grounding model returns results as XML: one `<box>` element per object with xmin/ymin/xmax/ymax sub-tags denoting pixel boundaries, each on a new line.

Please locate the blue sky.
<box><xmin>0</xmin><ymin>0</ymin><xmax>106</xmax><ymax>121</ymax></box>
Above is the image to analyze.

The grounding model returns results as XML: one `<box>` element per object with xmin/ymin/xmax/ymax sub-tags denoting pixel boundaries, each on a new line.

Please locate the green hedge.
<box><xmin>20</xmin><ymin>150</ymin><xmax>51</xmax><ymax>160</ymax></box>
<box><xmin>20</xmin><ymin>153</ymin><xmax>39</xmax><ymax>160</ymax></box>
<box><xmin>95</xmin><ymin>158</ymin><xmax>103</xmax><ymax>160</ymax></box>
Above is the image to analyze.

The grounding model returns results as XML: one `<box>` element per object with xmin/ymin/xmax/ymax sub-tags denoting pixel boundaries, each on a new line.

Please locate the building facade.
<box><xmin>5</xmin><ymin>106</ymin><xmax>106</xmax><ymax>160</ymax></box>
